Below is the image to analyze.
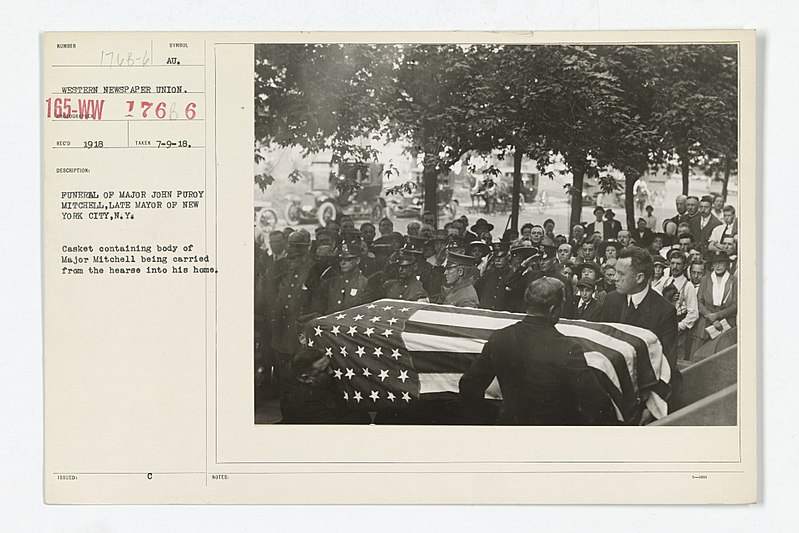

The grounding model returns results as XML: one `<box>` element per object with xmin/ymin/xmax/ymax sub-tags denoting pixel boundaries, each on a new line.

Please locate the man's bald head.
<box><xmin>675</xmin><ymin>194</ymin><xmax>687</xmax><ymax>215</ymax></box>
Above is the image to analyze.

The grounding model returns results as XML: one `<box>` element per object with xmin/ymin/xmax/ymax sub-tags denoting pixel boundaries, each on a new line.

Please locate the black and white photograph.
<box><xmin>253</xmin><ymin>42</ymin><xmax>740</xmax><ymax>427</ymax></box>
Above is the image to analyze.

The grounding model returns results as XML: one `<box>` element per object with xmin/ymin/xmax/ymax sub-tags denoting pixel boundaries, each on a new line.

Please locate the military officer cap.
<box><xmin>397</xmin><ymin>249</ymin><xmax>422</xmax><ymax>266</ymax></box>
<box><xmin>467</xmin><ymin>240</ymin><xmax>491</xmax><ymax>257</ymax></box>
<box><xmin>443</xmin><ymin>250</ymin><xmax>478</xmax><ymax>268</ymax></box>
<box><xmin>337</xmin><ymin>243</ymin><xmax>361</xmax><ymax>259</ymax></box>
<box><xmin>405</xmin><ymin>235</ymin><xmax>429</xmax><ymax>252</ymax></box>
<box><xmin>509</xmin><ymin>240</ymin><xmax>540</xmax><ymax>260</ymax></box>
<box><xmin>370</xmin><ymin>243</ymin><xmax>394</xmax><ymax>256</ymax></box>
<box><xmin>287</xmin><ymin>230</ymin><xmax>311</xmax><ymax>256</ymax></box>
<box><xmin>491</xmin><ymin>241</ymin><xmax>511</xmax><ymax>257</ymax></box>
<box><xmin>432</xmin><ymin>229</ymin><xmax>449</xmax><ymax>242</ymax></box>
<box><xmin>540</xmin><ymin>243</ymin><xmax>558</xmax><ymax>260</ymax></box>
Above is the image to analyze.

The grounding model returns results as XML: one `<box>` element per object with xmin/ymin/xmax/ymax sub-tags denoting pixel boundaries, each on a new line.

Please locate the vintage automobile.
<box><xmin>386</xmin><ymin>170</ymin><xmax>458</xmax><ymax>221</ymax></box>
<box><xmin>283</xmin><ymin>162</ymin><xmax>387</xmax><ymax>226</ymax></box>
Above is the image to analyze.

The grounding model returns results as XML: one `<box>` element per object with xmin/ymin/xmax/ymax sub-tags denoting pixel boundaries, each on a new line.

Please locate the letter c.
<box><xmin>147</xmin><ymin>473</ymin><xmax>153</xmax><ymax>480</ymax></box>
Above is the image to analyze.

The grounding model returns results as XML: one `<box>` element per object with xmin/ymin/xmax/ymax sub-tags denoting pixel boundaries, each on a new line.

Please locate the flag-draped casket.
<box><xmin>303</xmin><ymin>299</ymin><xmax>671</xmax><ymax>423</ymax></box>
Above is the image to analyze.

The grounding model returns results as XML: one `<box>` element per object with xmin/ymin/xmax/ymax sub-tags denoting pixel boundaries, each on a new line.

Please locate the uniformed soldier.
<box><xmin>434</xmin><ymin>250</ymin><xmax>480</xmax><ymax>307</ymax></box>
<box><xmin>475</xmin><ymin>241</ymin><xmax>513</xmax><ymax>310</ymax></box>
<box><xmin>524</xmin><ymin>243</ymin><xmax>576</xmax><ymax>318</ymax></box>
<box><xmin>268</xmin><ymin>230</ymin><xmax>314</xmax><ymax>372</ymax></box>
<box><xmin>382</xmin><ymin>249</ymin><xmax>429</xmax><ymax>301</ymax></box>
<box><xmin>503</xmin><ymin>241</ymin><xmax>541</xmax><ymax>313</ymax></box>
<box><xmin>313</xmin><ymin>243</ymin><xmax>372</xmax><ymax>316</ymax></box>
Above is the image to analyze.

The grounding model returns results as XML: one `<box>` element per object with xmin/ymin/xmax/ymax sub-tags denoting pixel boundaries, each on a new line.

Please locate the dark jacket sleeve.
<box><xmin>459</xmin><ymin>341</ymin><xmax>498</xmax><ymax>424</ymax></box>
<box><xmin>657</xmin><ymin>301</ymin><xmax>679</xmax><ymax>369</ymax></box>
<box><xmin>562</xmin><ymin>343</ymin><xmax>617</xmax><ymax>425</ymax></box>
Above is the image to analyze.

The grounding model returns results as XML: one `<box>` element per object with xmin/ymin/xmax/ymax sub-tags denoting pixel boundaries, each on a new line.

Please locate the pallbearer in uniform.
<box><xmin>268</xmin><ymin>231</ymin><xmax>313</xmax><ymax>371</ymax></box>
<box><xmin>475</xmin><ymin>241</ymin><xmax>513</xmax><ymax>311</ymax></box>
<box><xmin>313</xmin><ymin>243</ymin><xmax>372</xmax><ymax>316</ymax></box>
<box><xmin>434</xmin><ymin>250</ymin><xmax>480</xmax><ymax>307</ymax></box>
<box><xmin>381</xmin><ymin>249</ymin><xmax>429</xmax><ymax>302</ymax></box>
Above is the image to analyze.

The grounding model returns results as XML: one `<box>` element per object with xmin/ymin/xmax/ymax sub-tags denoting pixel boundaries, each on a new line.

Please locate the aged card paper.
<box><xmin>43</xmin><ymin>30</ymin><xmax>756</xmax><ymax>504</ymax></box>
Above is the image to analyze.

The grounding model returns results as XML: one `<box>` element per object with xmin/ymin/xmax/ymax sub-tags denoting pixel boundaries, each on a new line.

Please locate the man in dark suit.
<box><xmin>599</xmin><ymin>246</ymin><xmax>682</xmax><ymax>416</ymax></box>
<box><xmin>586</xmin><ymin>207</ymin><xmax>622</xmax><ymax>240</ymax></box>
<box><xmin>689</xmin><ymin>195</ymin><xmax>723</xmax><ymax>253</ymax></box>
<box><xmin>459</xmin><ymin>277</ymin><xmax>616</xmax><ymax>425</ymax></box>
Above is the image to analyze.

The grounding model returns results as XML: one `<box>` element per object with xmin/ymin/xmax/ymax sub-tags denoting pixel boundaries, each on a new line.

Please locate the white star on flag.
<box><xmin>314</xmin><ymin>326</ymin><xmax>323</xmax><ymax>337</ymax></box>
<box><xmin>387</xmin><ymin>391</ymin><xmax>396</xmax><ymax>402</ymax></box>
<box><xmin>307</xmin><ymin>340</ymin><xmax>314</xmax><ymax>347</ymax></box>
<box><xmin>382</xmin><ymin>305</ymin><xmax>394</xmax><ymax>311</ymax></box>
<box><xmin>362</xmin><ymin>367</ymin><xmax>372</xmax><ymax>377</ymax></box>
<box><xmin>370</xmin><ymin>316</ymin><xmax>381</xmax><ymax>323</ymax></box>
<box><xmin>391</xmin><ymin>349</ymin><xmax>401</xmax><ymax>360</ymax></box>
<box><xmin>382</xmin><ymin>329</ymin><xmax>393</xmax><ymax>337</ymax></box>
<box><xmin>364</xmin><ymin>327</ymin><xmax>374</xmax><ymax>337</ymax></box>
<box><xmin>387</xmin><ymin>317</ymin><xmax>398</xmax><ymax>325</ymax></box>
<box><xmin>325</xmin><ymin>347</ymin><xmax>333</xmax><ymax>357</ymax></box>
<box><xmin>400</xmin><ymin>307</ymin><xmax>410</xmax><ymax>312</ymax></box>
<box><xmin>343</xmin><ymin>391</ymin><xmax>348</xmax><ymax>401</ymax></box>
<box><xmin>398</xmin><ymin>370</ymin><xmax>409</xmax><ymax>383</ymax></box>
<box><xmin>402</xmin><ymin>392</ymin><xmax>411</xmax><ymax>403</ymax></box>
<box><xmin>355</xmin><ymin>346</ymin><xmax>365</xmax><ymax>357</ymax></box>
<box><xmin>367</xmin><ymin>304</ymin><xmax>377</xmax><ymax>309</ymax></box>
<box><xmin>331</xmin><ymin>325</ymin><xmax>340</xmax><ymax>335</ymax></box>
<box><xmin>335</xmin><ymin>313</ymin><xmax>346</xmax><ymax>320</ymax></box>
<box><xmin>339</xmin><ymin>346</ymin><xmax>348</xmax><ymax>357</ymax></box>
<box><xmin>347</xmin><ymin>326</ymin><xmax>358</xmax><ymax>336</ymax></box>
<box><xmin>345</xmin><ymin>368</ymin><xmax>355</xmax><ymax>379</ymax></box>
<box><xmin>373</xmin><ymin>347</ymin><xmax>382</xmax><ymax>357</ymax></box>
<box><xmin>353</xmin><ymin>391</ymin><xmax>362</xmax><ymax>403</ymax></box>
<box><xmin>333</xmin><ymin>369</ymin><xmax>343</xmax><ymax>379</ymax></box>
<box><xmin>378</xmin><ymin>369</ymin><xmax>389</xmax><ymax>382</ymax></box>
<box><xmin>369</xmin><ymin>390</ymin><xmax>380</xmax><ymax>401</ymax></box>
<box><xmin>353</xmin><ymin>314</ymin><xmax>364</xmax><ymax>321</ymax></box>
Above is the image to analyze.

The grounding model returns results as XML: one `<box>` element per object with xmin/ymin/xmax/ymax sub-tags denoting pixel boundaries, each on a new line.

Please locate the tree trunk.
<box><xmin>679</xmin><ymin>152</ymin><xmax>690</xmax><ymax>196</ymax></box>
<box><xmin>625</xmin><ymin>173</ymin><xmax>637</xmax><ymax>231</ymax></box>
<box><xmin>422</xmin><ymin>151</ymin><xmax>439</xmax><ymax>229</ymax></box>
<box><xmin>721</xmin><ymin>155</ymin><xmax>731</xmax><ymax>204</ymax></box>
<box><xmin>510</xmin><ymin>147</ymin><xmax>523</xmax><ymax>232</ymax></box>
<box><xmin>569</xmin><ymin>166</ymin><xmax>585</xmax><ymax>231</ymax></box>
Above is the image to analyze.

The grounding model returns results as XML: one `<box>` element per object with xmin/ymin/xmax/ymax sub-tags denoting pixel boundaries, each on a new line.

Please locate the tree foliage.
<box><xmin>254</xmin><ymin>43</ymin><xmax>738</xmax><ymax>228</ymax></box>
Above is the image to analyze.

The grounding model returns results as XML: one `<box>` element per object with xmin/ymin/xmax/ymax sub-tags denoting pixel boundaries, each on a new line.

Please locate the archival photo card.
<box><xmin>44</xmin><ymin>31</ymin><xmax>756</xmax><ymax>504</ymax></box>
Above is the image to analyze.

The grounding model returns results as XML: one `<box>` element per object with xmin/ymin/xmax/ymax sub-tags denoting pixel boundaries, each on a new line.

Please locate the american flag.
<box><xmin>304</xmin><ymin>299</ymin><xmax>671</xmax><ymax>422</ymax></box>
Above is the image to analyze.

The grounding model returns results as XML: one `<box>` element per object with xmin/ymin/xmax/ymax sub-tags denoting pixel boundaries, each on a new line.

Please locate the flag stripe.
<box><xmin>563</xmin><ymin>320</ymin><xmax>662</xmax><ymax>391</ymax></box>
<box><xmin>419</xmin><ymin>373</ymin><xmax>502</xmax><ymax>400</ymax></box>
<box><xmin>402</xmin><ymin>332</ymin><xmax>487</xmax><ymax>353</ymax></box>
<box><xmin>409</xmin><ymin>309</ymin><xmax>520</xmax><ymax>332</ymax></box>
<box><xmin>411</xmin><ymin>351</ymin><xmax>481</xmax><ymax>373</ymax></box>
<box><xmin>572</xmin><ymin>339</ymin><xmax>637</xmax><ymax>398</ymax></box>
<box><xmin>555</xmin><ymin>324</ymin><xmax>639</xmax><ymax>390</ymax></box>
<box><xmin>588</xmin><ymin>366</ymin><xmax>626</xmax><ymax>423</ymax></box>
<box><xmin>403</xmin><ymin>320</ymin><xmax>503</xmax><ymax>342</ymax></box>
<box><xmin>609</xmin><ymin>323</ymin><xmax>671</xmax><ymax>387</ymax></box>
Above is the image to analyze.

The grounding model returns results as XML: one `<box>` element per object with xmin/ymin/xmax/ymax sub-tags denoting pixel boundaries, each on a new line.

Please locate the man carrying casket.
<box><xmin>459</xmin><ymin>277</ymin><xmax>616</xmax><ymax>425</ymax></box>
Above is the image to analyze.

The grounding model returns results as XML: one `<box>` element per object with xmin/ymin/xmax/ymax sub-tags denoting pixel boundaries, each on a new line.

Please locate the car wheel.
<box><xmin>317</xmin><ymin>201</ymin><xmax>337</xmax><ymax>226</ymax></box>
<box><xmin>284</xmin><ymin>203</ymin><xmax>301</xmax><ymax>225</ymax></box>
